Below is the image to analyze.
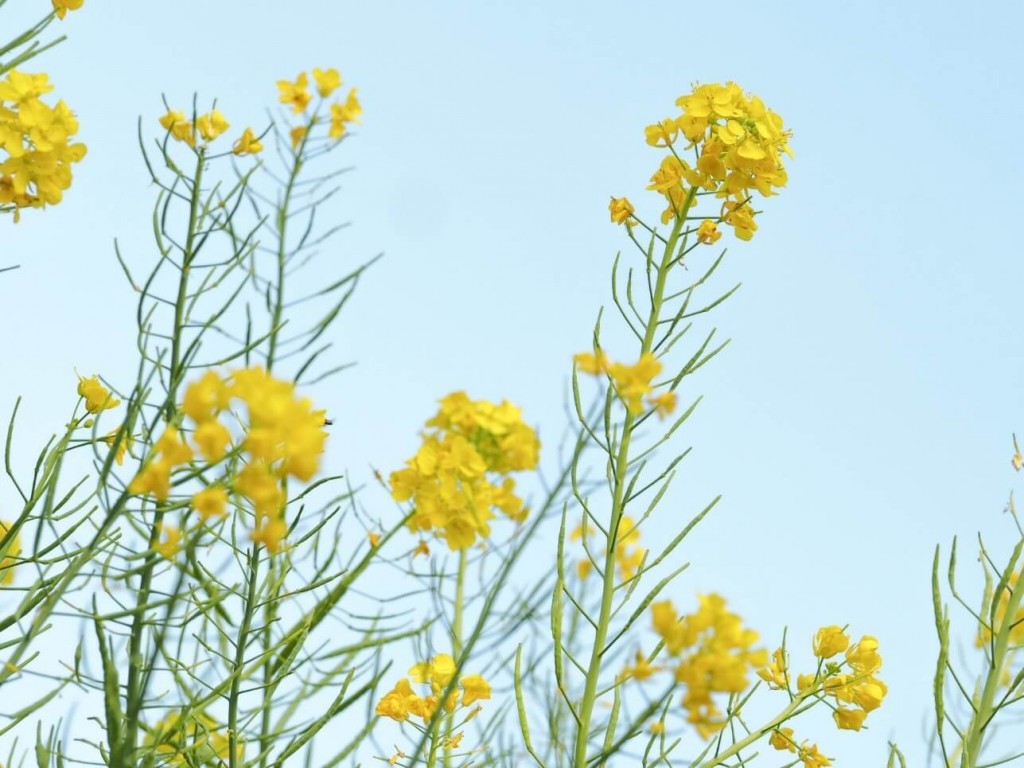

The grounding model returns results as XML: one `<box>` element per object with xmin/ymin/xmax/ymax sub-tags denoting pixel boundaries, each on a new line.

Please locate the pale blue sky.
<box><xmin>2</xmin><ymin>0</ymin><xmax>1023</xmax><ymax>764</ymax></box>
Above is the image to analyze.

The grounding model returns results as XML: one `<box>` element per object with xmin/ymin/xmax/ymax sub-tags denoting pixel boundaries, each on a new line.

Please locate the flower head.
<box><xmin>277</xmin><ymin>72</ymin><xmax>312</xmax><ymax>113</ymax></box>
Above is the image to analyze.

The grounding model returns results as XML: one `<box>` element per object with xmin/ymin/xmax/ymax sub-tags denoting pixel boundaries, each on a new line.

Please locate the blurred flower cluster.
<box><xmin>128</xmin><ymin>366</ymin><xmax>328</xmax><ymax>553</ymax></box>
<box><xmin>376</xmin><ymin>653</ymin><xmax>491</xmax><ymax>724</ymax></box>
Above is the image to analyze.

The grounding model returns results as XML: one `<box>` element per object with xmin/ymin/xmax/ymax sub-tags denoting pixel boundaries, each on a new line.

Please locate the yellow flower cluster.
<box><xmin>0</xmin><ymin>520</ymin><xmax>20</xmax><ymax>585</ymax></box>
<box><xmin>574</xmin><ymin>351</ymin><xmax>677</xmax><ymax>418</ymax></box>
<box><xmin>376</xmin><ymin>653</ymin><xmax>491</xmax><ymax>724</ymax></box>
<box><xmin>652</xmin><ymin>595</ymin><xmax>768</xmax><ymax>739</ymax></box>
<box><xmin>52</xmin><ymin>0</ymin><xmax>83</xmax><ymax>19</ymax></box>
<box><xmin>760</xmin><ymin>625</ymin><xmax>887</xmax><ymax>733</ymax></box>
<box><xmin>627</xmin><ymin>82</ymin><xmax>791</xmax><ymax>239</ymax></box>
<box><xmin>158</xmin><ymin>108</ymin><xmax>262</xmax><ymax>156</ymax></box>
<box><xmin>277</xmin><ymin>67</ymin><xmax>362</xmax><ymax>145</ymax></box>
<box><xmin>571</xmin><ymin>516</ymin><xmax>645</xmax><ymax>581</ymax></box>
<box><xmin>389</xmin><ymin>392</ymin><xmax>540</xmax><ymax>551</ymax></box>
<box><xmin>146</xmin><ymin>711</ymin><xmax>239</xmax><ymax>766</ymax></box>
<box><xmin>0</xmin><ymin>70</ymin><xmax>87</xmax><ymax>222</ymax></box>
<box><xmin>769</xmin><ymin>729</ymin><xmax>832</xmax><ymax>768</ymax></box>
<box><xmin>129</xmin><ymin>367</ymin><xmax>328</xmax><ymax>554</ymax></box>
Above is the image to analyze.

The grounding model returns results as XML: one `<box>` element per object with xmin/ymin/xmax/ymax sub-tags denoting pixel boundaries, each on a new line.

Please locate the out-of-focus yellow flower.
<box><xmin>368</xmin><ymin>531</ymin><xmax>381</xmax><ymax>548</ymax></box>
<box><xmin>129</xmin><ymin>458</ymin><xmax>173</xmax><ymax>502</ymax></box>
<box><xmin>52</xmin><ymin>0</ymin><xmax>83</xmax><ymax>19</ymax></box>
<box><xmin>648</xmin><ymin>390</ymin><xmax>677</xmax><ymax>419</ymax></box>
<box><xmin>444</xmin><ymin>733</ymin><xmax>464</xmax><ymax>749</ymax></box>
<box><xmin>146</xmin><ymin>711</ymin><xmax>239</xmax><ymax>765</ymax></box>
<box><xmin>277</xmin><ymin>72</ymin><xmax>312</xmax><ymax>113</ymax></box>
<box><xmin>607</xmin><ymin>353</ymin><xmax>662</xmax><ymax>415</ymax></box>
<box><xmin>192</xmin><ymin>487</ymin><xmax>228</xmax><ymax>520</ymax></box>
<box><xmin>329</xmin><ymin>88</ymin><xmax>362</xmax><ymax>139</ymax></box>
<box><xmin>104</xmin><ymin>428</ymin><xmax>132</xmax><ymax>465</ymax></box>
<box><xmin>155</xmin><ymin>524</ymin><xmax>181</xmax><ymax>559</ymax></box>
<box><xmin>192</xmin><ymin>420</ymin><xmax>231</xmax><ymax>462</ymax></box>
<box><xmin>251</xmin><ymin>516</ymin><xmax>287</xmax><ymax>553</ymax></box>
<box><xmin>195</xmin><ymin>110</ymin><xmax>229</xmax><ymax>142</ymax></box>
<box><xmin>573</xmin><ymin>350</ymin><xmax>609</xmax><ymax>375</ymax></box>
<box><xmin>290</xmin><ymin>125</ymin><xmax>307</xmax><ymax>150</ymax></box>
<box><xmin>77</xmin><ymin>374</ymin><xmax>120</xmax><ymax>414</ymax></box>
<box><xmin>620</xmin><ymin>650</ymin><xmax>660</xmax><ymax>682</ymax></box>
<box><xmin>312</xmin><ymin>67</ymin><xmax>341</xmax><ymax>97</ymax></box>
<box><xmin>232</xmin><ymin>127</ymin><xmax>263</xmax><ymax>156</ymax></box>
<box><xmin>376</xmin><ymin>661</ymin><xmax>490</xmax><ymax>725</ymax></box>
<box><xmin>0</xmin><ymin>520</ymin><xmax>21</xmax><ymax>585</ymax></box>
<box><xmin>609</xmin><ymin>196</ymin><xmax>635</xmax><ymax>225</ymax></box>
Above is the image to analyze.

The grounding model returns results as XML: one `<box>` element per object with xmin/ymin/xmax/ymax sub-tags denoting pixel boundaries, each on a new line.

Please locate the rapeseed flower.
<box><xmin>390</xmin><ymin>392</ymin><xmax>539</xmax><ymax>550</ymax></box>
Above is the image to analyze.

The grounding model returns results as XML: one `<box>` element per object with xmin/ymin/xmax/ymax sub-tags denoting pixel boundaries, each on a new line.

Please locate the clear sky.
<box><xmin>2</xmin><ymin>0</ymin><xmax>1023</xmax><ymax>764</ymax></box>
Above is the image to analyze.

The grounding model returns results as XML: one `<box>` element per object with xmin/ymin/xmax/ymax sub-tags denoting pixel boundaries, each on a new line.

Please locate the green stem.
<box><xmin>444</xmin><ymin>549</ymin><xmax>468</xmax><ymax>768</ymax></box>
<box><xmin>228</xmin><ymin>544</ymin><xmax>263</xmax><ymax>768</ymax></box>
<box><xmin>265</xmin><ymin>132</ymin><xmax>305</xmax><ymax>372</ymax></box>
<box><xmin>572</xmin><ymin>194</ymin><xmax>694</xmax><ymax>768</ymax></box>
<box><xmin>959</xmin><ymin>553</ymin><xmax>1024</xmax><ymax>768</ymax></box>
<box><xmin>165</xmin><ymin>151</ymin><xmax>204</xmax><ymax>418</ymax></box>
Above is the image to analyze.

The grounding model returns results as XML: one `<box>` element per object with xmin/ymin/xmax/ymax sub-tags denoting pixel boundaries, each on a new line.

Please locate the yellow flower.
<box><xmin>696</xmin><ymin>219</ymin><xmax>722</xmax><ymax>245</ymax></box>
<box><xmin>192</xmin><ymin>420</ymin><xmax>231</xmax><ymax>462</ymax></box>
<box><xmin>1013</xmin><ymin>451</ymin><xmax>1023</xmax><ymax>471</ymax></box>
<box><xmin>460</xmin><ymin>673</ymin><xmax>491</xmax><ymax>706</ymax></box>
<box><xmin>409</xmin><ymin>654</ymin><xmax>456</xmax><ymax>686</ymax></box>
<box><xmin>77</xmin><ymin>374</ymin><xmax>120</xmax><ymax>414</ymax></box>
<box><xmin>195</xmin><ymin>110</ymin><xmax>229</xmax><ymax>142</ymax></box>
<box><xmin>277</xmin><ymin>72</ymin><xmax>311</xmax><ymax>113</ymax></box>
<box><xmin>607</xmin><ymin>353</ymin><xmax>662</xmax><ymax>415</ymax></box>
<box><xmin>155</xmin><ymin>426</ymin><xmax>194</xmax><ymax>466</ymax></box>
<box><xmin>648</xmin><ymin>390</ymin><xmax>677</xmax><ymax>419</ymax></box>
<box><xmin>413</xmin><ymin>539</ymin><xmax>430</xmax><ymax>557</ymax></box>
<box><xmin>368</xmin><ymin>531</ymin><xmax>381</xmax><ymax>548</ymax></box>
<box><xmin>192</xmin><ymin>487</ymin><xmax>228</xmax><ymax>520</ymax></box>
<box><xmin>329</xmin><ymin>88</ymin><xmax>362</xmax><ymax>139</ymax></box>
<box><xmin>159</xmin><ymin>109</ymin><xmax>196</xmax><ymax>147</ymax></box>
<box><xmin>833</xmin><ymin>706</ymin><xmax>867</xmax><ymax>731</ymax></box>
<box><xmin>845</xmin><ymin>635</ymin><xmax>881</xmax><ymax>673</ymax></box>
<box><xmin>104</xmin><ymin>428</ymin><xmax>132</xmax><ymax>465</ymax></box>
<box><xmin>620</xmin><ymin>650</ymin><xmax>660</xmax><ymax>681</ymax></box>
<box><xmin>444</xmin><ymin>732</ymin><xmax>464</xmax><ymax>749</ymax></box>
<box><xmin>609</xmin><ymin>196</ymin><xmax>634</xmax><ymax>225</ymax></box>
<box><xmin>146</xmin><ymin>711</ymin><xmax>238</xmax><ymax>765</ymax></box>
<box><xmin>52</xmin><ymin>0</ymin><xmax>83</xmax><ymax>20</ymax></box>
<box><xmin>312</xmin><ymin>67</ymin><xmax>341</xmax><ymax>97</ymax></box>
<box><xmin>757</xmin><ymin>647</ymin><xmax>789</xmax><ymax>689</ymax></box>
<box><xmin>0</xmin><ymin>520</ymin><xmax>21</xmax><ymax>585</ymax></box>
<box><xmin>769</xmin><ymin>727</ymin><xmax>796</xmax><ymax>752</ymax></box>
<box><xmin>251</xmin><ymin>516</ymin><xmax>287</xmax><ymax>553</ymax></box>
<box><xmin>129</xmin><ymin>458</ymin><xmax>173</xmax><ymax>502</ymax></box>
<box><xmin>232</xmin><ymin>127</ymin><xmax>264</xmax><ymax>156</ymax></box>
<box><xmin>155</xmin><ymin>524</ymin><xmax>181</xmax><ymax>559</ymax></box>
<box><xmin>798</xmin><ymin>742</ymin><xmax>831</xmax><ymax>768</ymax></box>
<box><xmin>376</xmin><ymin>678</ymin><xmax>417</xmax><ymax>722</ymax></box>
<box><xmin>574</xmin><ymin>350</ymin><xmax>609</xmax><ymax>374</ymax></box>
<box><xmin>644</xmin><ymin>118</ymin><xmax>679</xmax><ymax>147</ymax></box>
<box><xmin>290</xmin><ymin>125</ymin><xmax>308</xmax><ymax>150</ymax></box>
<box><xmin>813</xmin><ymin>626</ymin><xmax>850</xmax><ymax>659</ymax></box>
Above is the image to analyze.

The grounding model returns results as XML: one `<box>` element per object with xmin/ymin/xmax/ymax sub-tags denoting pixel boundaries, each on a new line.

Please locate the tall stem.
<box><xmin>572</xmin><ymin>197</ymin><xmax>693</xmax><ymax>768</ymax></box>
<box><xmin>444</xmin><ymin>549</ymin><xmax>468</xmax><ymax>768</ymax></box>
